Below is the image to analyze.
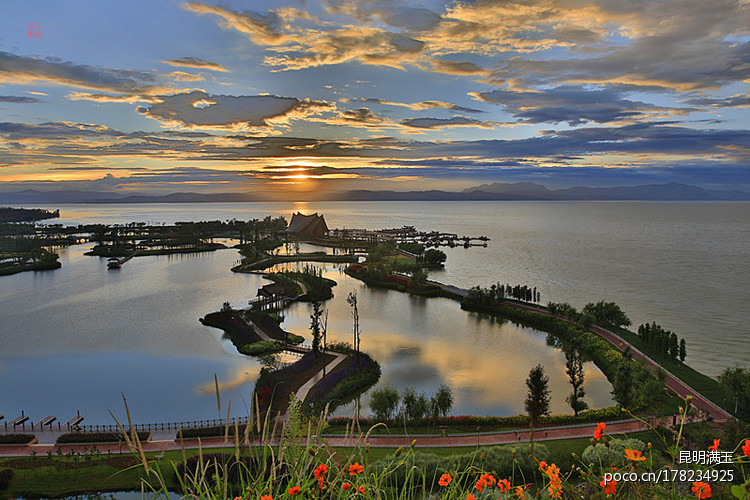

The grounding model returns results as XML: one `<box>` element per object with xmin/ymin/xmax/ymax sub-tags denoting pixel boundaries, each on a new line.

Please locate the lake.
<box><xmin>2</xmin><ymin>201</ymin><xmax>748</xmax><ymax>424</ymax></box>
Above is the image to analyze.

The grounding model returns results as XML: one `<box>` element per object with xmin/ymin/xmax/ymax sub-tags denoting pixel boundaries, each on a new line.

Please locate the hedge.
<box><xmin>239</xmin><ymin>340</ymin><xmax>283</xmax><ymax>356</ymax></box>
<box><xmin>177</xmin><ymin>426</ymin><xmax>225</xmax><ymax>439</ymax></box>
<box><xmin>0</xmin><ymin>469</ymin><xmax>13</xmax><ymax>490</ymax></box>
<box><xmin>326</xmin><ymin>405</ymin><xmax>625</xmax><ymax>430</ymax></box>
<box><xmin>0</xmin><ymin>434</ymin><xmax>36</xmax><ymax>445</ymax></box>
<box><xmin>56</xmin><ymin>431</ymin><xmax>150</xmax><ymax>444</ymax></box>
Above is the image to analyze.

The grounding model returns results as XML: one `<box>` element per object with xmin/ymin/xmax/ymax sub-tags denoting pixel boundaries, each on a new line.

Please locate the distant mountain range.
<box><xmin>1</xmin><ymin>182</ymin><xmax>748</xmax><ymax>204</ymax></box>
<box><xmin>337</xmin><ymin>182</ymin><xmax>750</xmax><ymax>201</ymax></box>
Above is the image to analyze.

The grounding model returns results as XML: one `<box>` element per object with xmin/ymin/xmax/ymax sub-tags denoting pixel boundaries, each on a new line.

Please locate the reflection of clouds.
<box><xmin>196</xmin><ymin>365</ymin><xmax>260</xmax><ymax>395</ymax></box>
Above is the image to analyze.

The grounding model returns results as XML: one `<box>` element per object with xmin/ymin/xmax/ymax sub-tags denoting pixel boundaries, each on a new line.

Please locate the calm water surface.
<box><xmin>2</xmin><ymin>201</ymin><xmax>748</xmax><ymax>424</ymax></box>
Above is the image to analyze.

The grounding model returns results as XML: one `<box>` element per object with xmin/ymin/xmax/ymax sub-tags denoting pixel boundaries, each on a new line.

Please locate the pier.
<box><xmin>107</xmin><ymin>254</ymin><xmax>134</xmax><ymax>269</ymax></box>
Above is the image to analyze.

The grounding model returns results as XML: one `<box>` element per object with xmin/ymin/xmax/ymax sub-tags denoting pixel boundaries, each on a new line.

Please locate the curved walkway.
<box><xmin>0</xmin><ymin>418</ymin><xmax>659</xmax><ymax>457</ymax></box>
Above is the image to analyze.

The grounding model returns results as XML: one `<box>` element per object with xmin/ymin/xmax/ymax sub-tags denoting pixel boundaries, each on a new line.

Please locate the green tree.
<box><xmin>310</xmin><ymin>301</ymin><xmax>323</xmax><ymax>358</ymax></box>
<box><xmin>401</xmin><ymin>387</ymin><xmax>429</xmax><ymax>421</ymax></box>
<box><xmin>432</xmin><ymin>384</ymin><xmax>454</xmax><ymax>418</ymax></box>
<box><xmin>421</xmin><ymin>248</ymin><xmax>447</xmax><ymax>267</ymax></box>
<box><xmin>525</xmin><ymin>364</ymin><xmax>551</xmax><ymax>453</ymax></box>
<box><xmin>582</xmin><ymin>300</ymin><xmax>631</xmax><ymax>328</ymax></box>
<box><xmin>611</xmin><ymin>357</ymin><xmax>635</xmax><ymax>409</ymax></box>
<box><xmin>369</xmin><ymin>387</ymin><xmax>399</xmax><ymax>421</ymax></box>
<box><xmin>564</xmin><ymin>348</ymin><xmax>588</xmax><ymax>417</ymax></box>
<box><xmin>679</xmin><ymin>338</ymin><xmax>687</xmax><ymax>362</ymax></box>
<box><xmin>409</xmin><ymin>268</ymin><xmax>427</xmax><ymax>291</ymax></box>
<box><xmin>719</xmin><ymin>367</ymin><xmax>750</xmax><ymax>418</ymax></box>
<box><xmin>346</xmin><ymin>290</ymin><xmax>361</xmax><ymax>364</ymax></box>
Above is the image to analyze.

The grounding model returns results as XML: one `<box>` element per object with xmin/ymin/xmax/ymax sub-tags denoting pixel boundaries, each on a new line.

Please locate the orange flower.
<box><xmin>355</xmin><ymin>486</ymin><xmax>366</xmax><ymax>495</ymax></box>
<box><xmin>342</xmin><ymin>482</ymin><xmax>352</xmax><ymax>491</ymax></box>
<box><xmin>515</xmin><ymin>486</ymin><xmax>526</xmax><ymax>498</ymax></box>
<box><xmin>438</xmin><ymin>473</ymin><xmax>452</xmax><ymax>486</ymax></box>
<box><xmin>317</xmin><ymin>476</ymin><xmax>325</xmax><ymax>490</ymax></box>
<box><xmin>466</xmin><ymin>495</ymin><xmax>475</xmax><ymax>500</ymax></box>
<box><xmin>313</xmin><ymin>464</ymin><xmax>328</xmax><ymax>478</ymax></box>
<box><xmin>742</xmin><ymin>440</ymin><xmax>750</xmax><ymax>458</ymax></box>
<box><xmin>498</xmin><ymin>478</ymin><xmax>511</xmax><ymax>493</ymax></box>
<box><xmin>538</xmin><ymin>461</ymin><xmax>548</xmax><ymax>471</ymax></box>
<box><xmin>600</xmin><ymin>477</ymin><xmax>617</xmax><ymax>495</ymax></box>
<box><xmin>692</xmin><ymin>481</ymin><xmax>711</xmax><ymax>499</ymax></box>
<box><xmin>594</xmin><ymin>422</ymin><xmax>606</xmax><ymax>441</ymax></box>
<box><xmin>234</xmin><ymin>497</ymin><xmax>243</xmax><ymax>500</ymax></box>
<box><xmin>260</xmin><ymin>496</ymin><xmax>273</xmax><ymax>500</ymax></box>
<box><xmin>348</xmin><ymin>462</ymin><xmax>364</xmax><ymax>476</ymax></box>
<box><xmin>709</xmin><ymin>439</ymin><xmax>720</xmax><ymax>452</ymax></box>
<box><xmin>624</xmin><ymin>448</ymin><xmax>647</xmax><ymax>461</ymax></box>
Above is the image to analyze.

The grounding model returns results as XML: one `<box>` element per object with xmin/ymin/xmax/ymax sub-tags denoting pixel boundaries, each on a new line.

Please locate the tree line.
<box><xmin>369</xmin><ymin>384</ymin><xmax>454</xmax><ymax>422</ymax></box>
<box><xmin>637</xmin><ymin>322</ymin><xmax>687</xmax><ymax>362</ymax></box>
<box><xmin>467</xmin><ymin>282</ymin><xmax>542</xmax><ymax>304</ymax></box>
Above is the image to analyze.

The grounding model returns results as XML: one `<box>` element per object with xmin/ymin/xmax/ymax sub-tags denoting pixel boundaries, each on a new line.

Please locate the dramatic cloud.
<box><xmin>345</xmin><ymin>97</ymin><xmax>484</xmax><ymax>114</ymax></box>
<box><xmin>400</xmin><ymin>116</ymin><xmax>498</xmax><ymax>129</ymax></box>
<box><xmin>161</xmin><ymin>57</ymin><xmax>228</xmax><ymax>72</ymax></box>
<box><xmin>325</xmin><ymin>0</ymin><xmax>442</xmax><ymax>31</ymax></box>
<box><xmin>137</xmin><ymin>91</ymin><xmax>332</xmax><ymax>129</ymax></box>
<box><xmin>183</xmin><ymin>3</ymin><xmax>426</xmax><ymax>70</ymax></box>
<box><xmin>472</xmin><ymin>86</ymin><xmax>695</xmax><ymax>125</ymax></box>
<box><xmin>0</xmin><ymin>96</ymin><xmax>41</xmax><ymax>103</ymax></box>
<box><xmin>431</xmin><ymin>59</ymin><xmax>490</xmax><ymax>76</ymax></box>
<box><xmin>0</xmin><ymin>51</ymin><xmax>157</xmax><ymax>94</ymax></box>
<box><xmin>686</xmin><ymin>94</ymin><xmax>750</xmax><ymax>108</ymax></box>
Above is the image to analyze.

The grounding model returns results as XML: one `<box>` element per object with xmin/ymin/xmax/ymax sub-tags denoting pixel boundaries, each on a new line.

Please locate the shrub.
<box><xmin>0</xmin><ymin>469</ymin><xmax>12</xmax><ymax>490</ymax></box>
<box><xmin>178</xmin><ymin>426</ymin><xmax>225</xmax><ymax>439</ymax></box>
<box><xmin>0</xmin><ymin>434</ymin><xmax>35</xmax><ymax>445</ymax></box>
<box><xmin>239</xmin><ymin>340</ymin><xmax>283</xmax><ymax>356</ymax></box>
<box><xmin>56</xmin><ymin>432</ymin><xmax>150</xmax><ymax>444</ymax></box>
<box><xmin>581</xmin><ymin>438</ymin><xmax>645</xmax><ymax>473</ymax></box>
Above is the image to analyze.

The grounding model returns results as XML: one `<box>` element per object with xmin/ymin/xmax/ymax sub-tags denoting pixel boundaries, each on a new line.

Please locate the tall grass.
<box><xmin>111</xmin><ymin>390</ymin><xmax>750</xmax><ymax>500</ymax></box>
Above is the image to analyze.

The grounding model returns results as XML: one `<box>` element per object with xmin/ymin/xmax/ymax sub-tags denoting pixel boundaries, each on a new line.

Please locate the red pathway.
<box><xmin>0</xmin><ymin>418</ymin><xmax>662</xmax><ymax>457</ymax></box>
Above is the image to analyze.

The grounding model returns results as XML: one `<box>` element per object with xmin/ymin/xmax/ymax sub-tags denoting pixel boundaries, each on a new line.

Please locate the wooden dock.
<box><xmin>107</xmin><ymin>254</ymin><xmax>134</xmax><ymax>269</ymax></box>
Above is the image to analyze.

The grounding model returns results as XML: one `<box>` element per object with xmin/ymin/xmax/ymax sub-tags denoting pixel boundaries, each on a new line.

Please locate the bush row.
<box><xmin>326</xmin><ymin>405</ymin><xmax>624</xmax><ymax>429</ymax></box>
<box><xmin>56</xmin><ymin>431</ymin><xmax>150</xmax><ymax>444</ymax></box>
<box><xmin>0</xmin><ymin>468</ymin><xmax>12</xmax><ymax>490</ymax></box>
<box><xmin>306</xmin><ymin>347</ymin><xmax>381</xmax><ymax>416</ymax></box>
<box><xmin>461</xmin><ymin>299</ymin><xmax>624</xmax><ymax>380</ymax></box>
<box><xmin>0</xmin><ymin>434</ymin><xmax>35</xmax><ymax>445</ymax></box>
<box><xmin>372</xmin><ymin>443</ymin><xmax>550</xmax><ymax>491</ymax></box>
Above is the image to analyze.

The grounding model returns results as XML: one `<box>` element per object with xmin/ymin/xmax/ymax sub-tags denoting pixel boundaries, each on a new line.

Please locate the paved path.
<box><xmin>0</xmin><ymin>418</ymin><xmax>659</xmax><ymax>457</ymax></box>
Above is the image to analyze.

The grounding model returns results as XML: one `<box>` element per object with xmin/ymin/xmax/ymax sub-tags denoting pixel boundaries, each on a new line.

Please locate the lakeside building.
<box><xmin>285</xmin><ymin>212</ymin><xmax>329</xmax><ymax>239</ymax></box>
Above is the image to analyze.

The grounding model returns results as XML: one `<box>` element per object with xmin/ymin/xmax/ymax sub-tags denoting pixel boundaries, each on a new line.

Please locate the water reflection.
<box><xmin>280</xmin><ymin>265</ymin><xmax>614</xmax><ymax>417</ymax></box>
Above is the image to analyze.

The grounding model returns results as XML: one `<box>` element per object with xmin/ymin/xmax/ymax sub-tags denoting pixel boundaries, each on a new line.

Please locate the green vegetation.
<box><xmin>0</xmin><ymin>237</ymin><xmax>61</xmax><ymax>276</ymax></box>
<box><xmin>327</xmin><ymin>405</ymin><xmax>626</xmax><ymax>433</ymax></box>
<box><xmin>370</xmin><ymin>385</ymin><xmax>454</xmax><ymax>422</ymax></box>
<box><xmin>582</xmin><ymin>300</ymin><xmax>632</xmax><ymax>328</ymax></box>
<box><xmin>264</xmin><ymin>266</ymin><xmax>338</xmax><ymax>302</ymax></box>
<box><xmin>239</xmin><ymin>340</ymin><xmax>283</xmax><ymax>356</ymax></box>
<box><xmin>461</xmin><ymin>294</ymin><xmax>675</xmax><ymax>415</ymax></box>
<box><xmin>306</xmin><ymin>342</ymin><xmax>382</xmax><ymax>416</ymax></box>
<box><xmin>719</xmin><ymin>366</ymin><xmax>750</xmax><ymax>420</ymax></box>
<box><xmin>0</xmin><ymin>434</ymin><xmax>35</xmax><ymax>445</ymax></box>
<box><xmin>0</xmin><ymin>207</ymin><xmax>59</xmax><ymax>223</ymax></box>
<box><xmin>637</xmin><ymin>321</ymin><xmax>687</xmax><ymax>362</ymax></box>
<box><xmin>56</xmin><ymin>432</ymin><xmax>150</xmax><ymax>444</ymax></box>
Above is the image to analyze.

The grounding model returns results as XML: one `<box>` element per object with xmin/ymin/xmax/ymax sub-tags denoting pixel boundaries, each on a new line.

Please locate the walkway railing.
<box><xmin>77</xmin><ymin>416</ymin><xmax>253</xmax><ymax>433</ymax></box>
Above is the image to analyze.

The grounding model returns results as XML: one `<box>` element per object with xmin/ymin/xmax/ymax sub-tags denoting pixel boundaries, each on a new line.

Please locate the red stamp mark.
<box><xmin>27</xmin><ymin>22</ymin><xmax>42</xmax><ymax>38</ymax></box>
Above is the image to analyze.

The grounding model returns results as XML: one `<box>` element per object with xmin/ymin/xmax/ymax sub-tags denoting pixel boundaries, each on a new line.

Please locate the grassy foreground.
<box><xmin>3</xmin><ymin>401</ymin><xmax>749</xmax><ymax>499</ymax></box>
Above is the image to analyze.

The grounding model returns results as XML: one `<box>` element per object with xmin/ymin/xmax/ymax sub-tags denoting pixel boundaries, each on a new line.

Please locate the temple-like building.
<box><xmin>285</xmin><ymin>212</ymin><xmax>329</xmax><ymax>239</ymax></box>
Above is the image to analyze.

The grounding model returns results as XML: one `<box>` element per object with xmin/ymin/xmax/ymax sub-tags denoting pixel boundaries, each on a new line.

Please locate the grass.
<box><xmin>611</xmin><ymin>325</ymin><xmax>728</xmax><ymax>412</ymax></box>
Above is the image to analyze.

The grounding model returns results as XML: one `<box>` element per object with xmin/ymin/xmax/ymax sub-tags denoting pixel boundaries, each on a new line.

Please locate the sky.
<box><xmin>0</xmin><ymin>0</ymin><xmax>749</xmax><ymax>198</ymax></box>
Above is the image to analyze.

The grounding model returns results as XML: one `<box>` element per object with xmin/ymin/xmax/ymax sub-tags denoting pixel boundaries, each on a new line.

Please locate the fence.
<box><xmin>77</xmin><ymin>416</ymin><xmax>254</xmax><ymax>433</ymax></box>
